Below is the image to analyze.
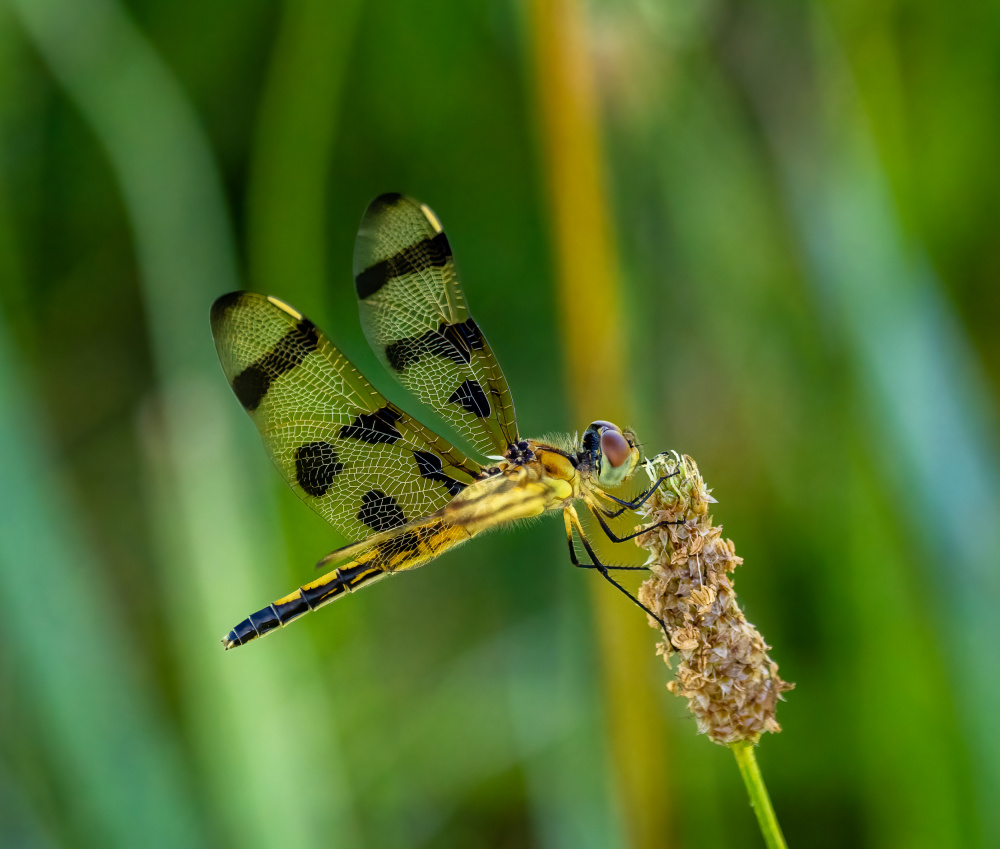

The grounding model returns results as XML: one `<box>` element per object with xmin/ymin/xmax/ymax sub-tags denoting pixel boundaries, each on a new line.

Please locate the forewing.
<box><xmin>211</xmin><ymin>291</ymin><xmax>482</xmax><ymax>543</ymax></box>
<box><xmin>353</xmin><ymin>194</ymin><xmax>518</xmax><ymax>458</ymax></box>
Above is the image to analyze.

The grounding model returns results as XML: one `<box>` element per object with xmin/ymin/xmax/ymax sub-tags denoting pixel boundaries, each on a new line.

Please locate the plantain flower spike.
<box><xmin>636</xmin><ymin>453</ymin><xmax>793</xmax><ymax>745</ymax></box>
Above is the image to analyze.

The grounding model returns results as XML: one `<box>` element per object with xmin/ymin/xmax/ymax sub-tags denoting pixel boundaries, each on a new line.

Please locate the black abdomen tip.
<box><xmin>222</xmin><ymin>616</ymin><xmax>258</xmax><ymax>650</ymax></box>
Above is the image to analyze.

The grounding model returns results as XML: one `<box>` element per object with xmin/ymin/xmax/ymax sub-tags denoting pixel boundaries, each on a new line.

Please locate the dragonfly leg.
<box><xmin>595</xmin><ymin>471</ymin><xmax>678</xmax><ymax>519</ymax></box>
<box><xmin>563</xmin><ymin>507</ymin><xmax>648</xmax><ymax>571</ymax></box>
<box><xmin>585</xmin><ymin>499</ymin><xmax>683</xmax><ymax>544</ymax></box>
<box><xmin>563</xmin><ymin>507</ymin><xmax>675</xmax><ymax>649</ymax></box>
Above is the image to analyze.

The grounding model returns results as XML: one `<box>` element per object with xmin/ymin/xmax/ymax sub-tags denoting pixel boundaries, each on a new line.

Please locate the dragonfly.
<box><xmin>211</xmin><ymin>194</ymin><xmax>676</xmax><ymax>649</ymax></box>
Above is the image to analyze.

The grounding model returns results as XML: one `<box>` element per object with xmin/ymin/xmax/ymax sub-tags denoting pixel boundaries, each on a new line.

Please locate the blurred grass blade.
<box><xmin>0</xmin><ymin>311</ymin><xmax>205</xmax><ymax>849</ymax></box>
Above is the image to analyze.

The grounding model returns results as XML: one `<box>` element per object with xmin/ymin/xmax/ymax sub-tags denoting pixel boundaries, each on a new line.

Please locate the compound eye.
<box><xmin>590</xmin><ymin>420</ymin><xmax>619</xmax><ymax>433</ymax></box>
<box><xmin>600</xmin><ymin>428</ymin><xmax>631</xmax><ymax>469</ymax></box>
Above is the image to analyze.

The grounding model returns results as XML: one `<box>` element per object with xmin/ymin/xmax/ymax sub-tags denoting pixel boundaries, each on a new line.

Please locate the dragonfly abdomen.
<box><xmin>221</xmin><ymin>558</ymin><xmax>389</xmax><ymax>649</ymax></box>
<box><xmin>222</xmin><ymin>516</ymin><xmax>470</xmax><ymax>649</ymax></box>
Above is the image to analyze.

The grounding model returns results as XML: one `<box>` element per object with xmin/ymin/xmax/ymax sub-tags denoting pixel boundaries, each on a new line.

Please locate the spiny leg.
<box><xmin>584</xmin><ymin>496</ymin><xmax>683</xmax><ymax>544</ymax></box>
<box><xmin>563</xmin><ymin>528</ymin><xmax>650</xmax><ymax>571</ymax></box>
<box><xmin>563</xmin><ymin>506</ymin><xmax>675</xmax><ymax>649</ymax></box>
<box><xmin>594</xmin><ymin>471</ymin><xmax>678</xmax><ymax>519</ymax></box>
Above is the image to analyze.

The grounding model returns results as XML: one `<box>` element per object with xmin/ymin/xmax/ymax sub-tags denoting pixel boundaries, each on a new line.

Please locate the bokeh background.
<box><xmin>1</xmin><ymin>0</ymin><xmax>998</xmax><ymax>847</ymax></box>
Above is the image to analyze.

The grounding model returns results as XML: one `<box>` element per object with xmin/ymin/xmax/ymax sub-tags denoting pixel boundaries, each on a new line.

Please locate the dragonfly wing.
<box><xmin>211</xmin><ymin>291</ymin><xmax>482</xmax><ymax>543</ymax></box>
<box><xmin>353</xmin><ymin>193</ymin><xmax>519</xmax><ymax>458</ymax></box>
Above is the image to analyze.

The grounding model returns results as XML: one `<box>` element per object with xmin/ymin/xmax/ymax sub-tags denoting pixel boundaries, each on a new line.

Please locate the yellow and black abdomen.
<box><xmin>222</xmin><ymin>515</ymin><xmax>470</xmax><ymax>649</ymax></box>
<box><xmin>222</xmin><ymin>447</ymin><xmax>578</xmax><ymax>649</ymax></box>
<box><xmin>222</xmin><ymin>560</ymin><xmax>387</xmax><ymax>649</ymax></box>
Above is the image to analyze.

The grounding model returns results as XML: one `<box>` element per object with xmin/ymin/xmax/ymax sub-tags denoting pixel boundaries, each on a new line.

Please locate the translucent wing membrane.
<box><xmin>353</xmin><ymin>194</ymin><xmax>519</xmax><ymax>458</ymax></box>
<box><xmin>211</xmin><ymin>292</ymin><xmax>482</xmax><ymax>544</ymax></box>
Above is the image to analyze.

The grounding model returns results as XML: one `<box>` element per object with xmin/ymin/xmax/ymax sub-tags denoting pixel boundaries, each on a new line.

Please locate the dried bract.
<box><xmin>635</xmin><ymin>453</ymin><xmax>793</xmax><ymax>744</ymax></box>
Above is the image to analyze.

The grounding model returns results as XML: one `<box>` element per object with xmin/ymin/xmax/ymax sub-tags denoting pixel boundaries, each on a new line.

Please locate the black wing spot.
<box><xmin>231</xmin><ymin>364</ymin><xmax>269</xmax><ymax>412</ymax></box>
<box><xmin>370</xmin><ymin>192</ymin><xmax>404</xmax><ymax>211</ymax></box>
<box><xmin>444</xmin><ymin>318</ymin><xmax>485</xmax><ymax>356</ymax></box>
<box><xmin>377</xmin><ymin>530</ymin><xmax>422</xmax><ymax>563</ymax></box>
<box><xmin>448</xmin><ymin>379</ymin><xmax>491</xmax><ymax>418</ymax></box>
<box><xmin>383</xmin><ymin>335</ymin><xmax>423</xmax><ymax>372</ymax></box>
<box><xmin>384</xmin><ymin>318</ymin><xmax>484</xmax><ymax>372</ymax></box>
<box><xmin>231</xmin><ymin>319</ymin><xmax>319</xmax><ymax>411</ymax></box>
<box><xmin>339</xmin><ymin>406</ymin><xmax>403</xmax><ymax>444</ymax></box>
<box><xmin>413</xmin><ymin>450</ymin><xmax>467</xmax><ymax>497</ymax></box>
<box><xmin>355</xmin><ymin>231</ymin><xmax>452</xmax><ymax>300</ymax></box>
<box><xmin>210</xmin><ymin>291</ymin><xmax>245</xmax><ymax>329</ymax></box>
<box><xmin>295</xmin><ymin>441</ymin><xmax>345</xmax><ymax>497</ymax></box>
<box><xmin>357</xmin><ymin>490</ymin><xmax>407</xmax><ymax>533</ymax></box>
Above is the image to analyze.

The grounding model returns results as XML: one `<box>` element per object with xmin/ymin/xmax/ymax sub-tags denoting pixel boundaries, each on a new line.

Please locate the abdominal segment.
<box><xmin>222</xmin><ymin>516</ymin><xmax>470</xmax><ymax>649</ymax></box>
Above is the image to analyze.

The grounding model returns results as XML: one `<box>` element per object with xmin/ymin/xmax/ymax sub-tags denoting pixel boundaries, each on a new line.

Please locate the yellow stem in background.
<box><xmin>529</xmin><ymin>1</ymin><xmax>673</xmax><ymax>846</ymax></box>
<box><xmin>529</xmin><ymin>0</ymin><xmax>625</xmax><ymax>415</ymax></box>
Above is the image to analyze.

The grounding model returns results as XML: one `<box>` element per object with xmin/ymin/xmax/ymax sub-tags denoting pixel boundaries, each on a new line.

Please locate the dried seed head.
<box><xmin>635</xmin><ymin>453</ymin><xmax>793</xmax><ymax>745</ymax></box>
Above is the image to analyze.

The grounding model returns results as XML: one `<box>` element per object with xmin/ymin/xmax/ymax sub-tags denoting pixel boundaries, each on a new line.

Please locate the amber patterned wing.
<box><xmin>210</xmin><ymin>291</ymin><xmax>482</xmax><ymax>544</ymax></box>
<box><xmin>353</xmin><ymin>194</ymin><xmax>519</xmax><ymax>458</ymax></box>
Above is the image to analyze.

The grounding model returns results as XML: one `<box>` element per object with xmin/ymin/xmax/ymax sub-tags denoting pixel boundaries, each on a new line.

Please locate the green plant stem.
<box><xmin>730</xmin><ymin>741</ymin><xmax>788</xmax><ymax>849</ymax></box>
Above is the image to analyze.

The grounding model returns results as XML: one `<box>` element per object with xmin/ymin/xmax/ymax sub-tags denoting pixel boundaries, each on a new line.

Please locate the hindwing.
<box><xmin>211</xmin><ymin>291</ymin><xmax>481</xmax><ymax>543</ymax></box>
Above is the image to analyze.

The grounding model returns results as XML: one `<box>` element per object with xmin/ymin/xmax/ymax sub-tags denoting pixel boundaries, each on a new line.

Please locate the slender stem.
<box><xmin>730</xmin><ymin>741</ymin><xmax>788</xmax><ymax>849</ymax></box>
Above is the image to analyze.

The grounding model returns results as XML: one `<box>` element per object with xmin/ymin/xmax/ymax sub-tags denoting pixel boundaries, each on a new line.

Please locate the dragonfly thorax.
<box><xmin>504</xmin><ymin>440</ymin><xmax>534</xmax><ymax>464</ymax></box>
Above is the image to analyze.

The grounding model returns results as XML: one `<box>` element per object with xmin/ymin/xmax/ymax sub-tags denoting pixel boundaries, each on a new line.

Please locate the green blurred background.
<box><xmin>1</xmin><ymin>0</ymin><xmax>998</xmax><ymax>847</ymax></box>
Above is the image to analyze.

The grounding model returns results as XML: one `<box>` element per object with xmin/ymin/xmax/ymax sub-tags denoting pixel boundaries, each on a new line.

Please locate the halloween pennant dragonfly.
<box><xmin>212</xmin><ymin>194</ymin><xmax>674</xmax><ymax>649</ymax></box>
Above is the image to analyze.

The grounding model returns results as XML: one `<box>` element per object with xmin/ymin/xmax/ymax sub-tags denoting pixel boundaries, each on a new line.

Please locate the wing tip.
<box><xmin>211</xmin><ymin>291</ymin><xmax>307</xmax><ymax>334</ymax></box>
<box><xmin>371</xmin><ymin>191</ymin><xmax>406</xmax><ymax>209</ymax></box>
<box><xmin>365</xmin><ymin>193</ymin><xmax>442</xmax><ymax>233</ymax></box>
<box><xmin>210</xmin><ymin>290</ymin><xmax>249</xmax><ymax>333</ymax></box>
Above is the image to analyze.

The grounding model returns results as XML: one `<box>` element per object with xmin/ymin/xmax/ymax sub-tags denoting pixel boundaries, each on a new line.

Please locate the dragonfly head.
<box><xmin>579</xmin><ymin>421</ymin><xmax>640</xmax><ymax>489</ymax></box>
